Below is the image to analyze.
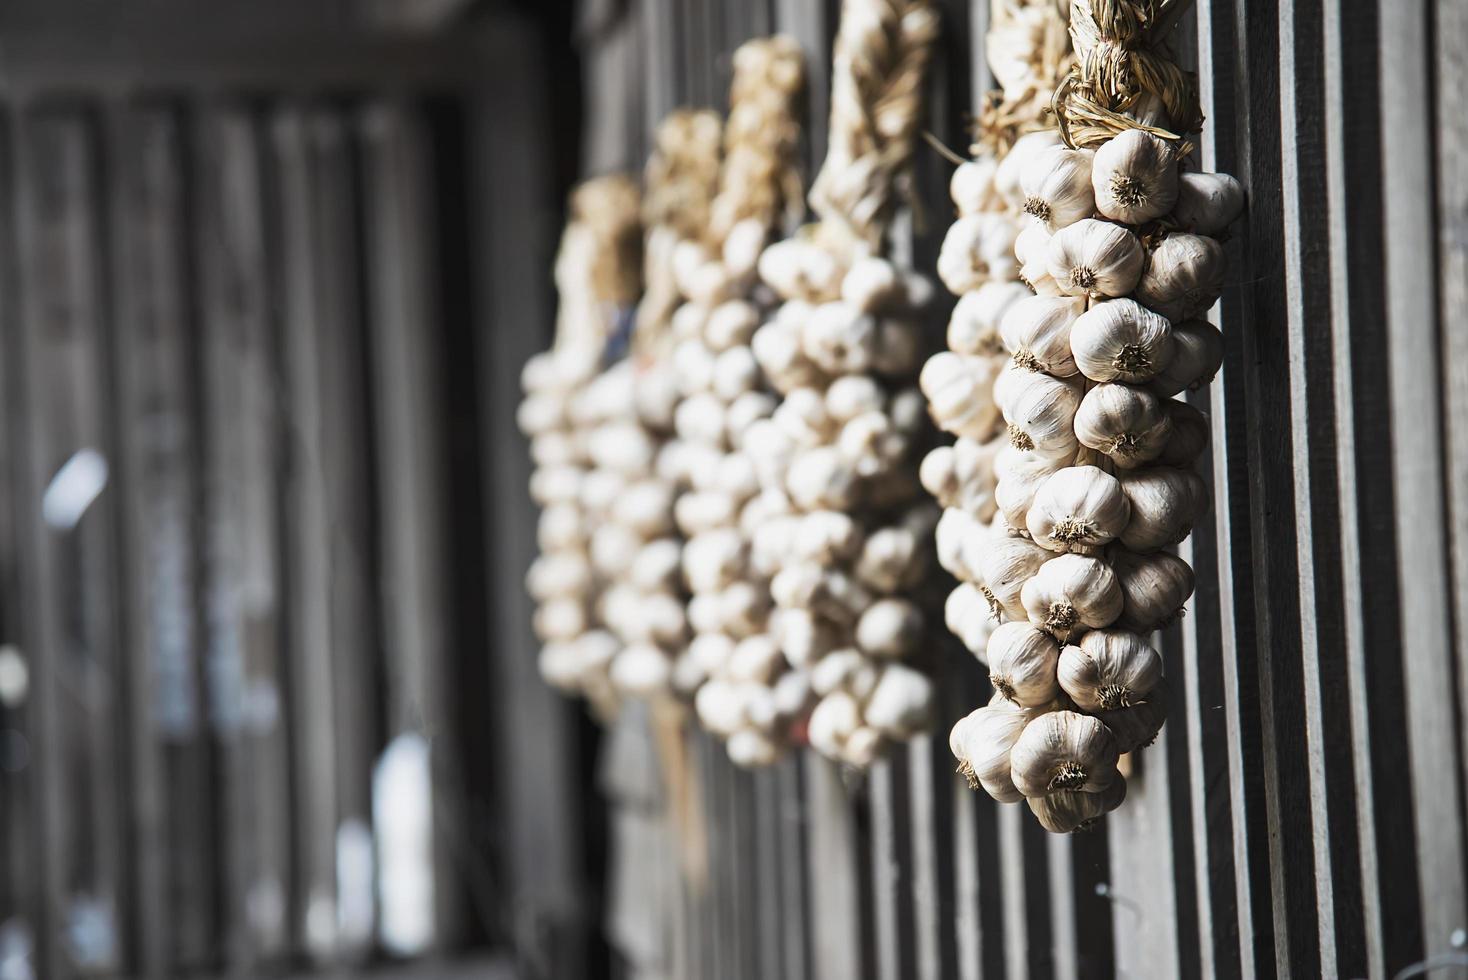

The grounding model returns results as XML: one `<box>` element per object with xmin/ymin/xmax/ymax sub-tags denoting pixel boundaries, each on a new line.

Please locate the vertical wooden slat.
<box><xmin>273</xmin><ymin>107</ymin><xmax>343</xmax><ymax>962</ymax></box>
<box><xmin>1106</xmin><ymin>738</ymin><xmax>1183</xmax><ymax>978</ymax></box>
<box><xmin>1275</xmin><ymin>0</ymin><xmax>1372</xmax><ymax>974</ymax></box>
<box><xmin>869</xmin><ymin>753</ymin><xmax>918</xmax><ymax>980</ymax></box>
<box><xmin>0</xmin><ymin>111</ymin><xmax>43</xmax><ymax>980</ymax></box>
<box><xmin>1380</xmin><ymin>0</ymin><xmax>1468</xmax><ymax>963</ymax></box>
<box><xmin>474</xmin><ymin>22</ymin><xmax>596</xmax><ymax>978</ymax></box>
<box><xmin>1193</xmin><ymin>0</ymin><xmax>1282</xmax><ymax>973</ymax></box>
<box><xmin>16</xmin><ymin>108</ymin><xmax>128</xmax><ymax>978</ymax></box>
<box><xmin>360</xmin><ymin>101</ymin><xmax>466</xmax><ymax>953</ymax></box>
<box><xmin>778</xmin><ymin>754</ymin><xmax>811</xmax><ymax>980</ymax></box>
<box><xmin>1435</xmin><ymin>0</ymin><xmax>1468</xmax><ymax>954</ymax></box>
<box><xmin>805</xmin><ymin>758</ymin><xmax>865</xmax><ymax>980</ymax></box>
<box><xmin>197</xmin><ymin>105</ymin><xmax>294</xmax><ymax>969</ymax></box>
<box><xmin>110</xmin><ymin>100</ymin><xmax>219</xmax><ymax>976</ymax></box>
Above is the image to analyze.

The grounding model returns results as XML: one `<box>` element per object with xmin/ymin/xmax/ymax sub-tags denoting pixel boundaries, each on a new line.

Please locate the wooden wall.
<box><xmin>563</xmin><ymin>2</ymin><xmax>1468</xmax><ymax>980</ymax></box>
<box><xmin>0</xmin><ymin>1</ymin><xmax>1464</xmax><ymax>979</ymax></box>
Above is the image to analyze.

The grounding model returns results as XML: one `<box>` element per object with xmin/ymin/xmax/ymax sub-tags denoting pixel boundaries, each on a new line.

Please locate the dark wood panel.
<box><xmin>196</xmin><ymin>105</ymin><xmax>295</xmax><ymax>970</ymax></box>
<box><xmin>109</xmin><ymin>100</ymin><xmax>218</xmax><ymax>975</ymax></box>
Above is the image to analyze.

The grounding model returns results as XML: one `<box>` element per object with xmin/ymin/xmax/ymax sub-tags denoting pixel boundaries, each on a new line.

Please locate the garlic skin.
<box><xmin>1028</xmin><ymin>777</ymin><xmax>1128</xmax><ymax>833</ymax></box>
<box><xmin>1073</xmin><ymin>383</ymin><xmax>1173</xmax><ymax>468</ymax></box>
<box><xmin>992</xmin><ymin>443</ymin><xmax>1073</xmax><ymax>531</ymax></box>
<box><xmin>946</xmin><ymin>583</ymin><xmax>997</xmax><ymax>657</ymax></box>
<box><xmin>1091</xmin><ymin>130</ymin><xmax>1179</xmax><ymax>225</ymax></box>
<box><xmin>1020</xmin><ymin>146</ymin><xmax>1096</xmax><ymax>231</ymax></box>
<box><xmin>996</xmin><ymin>131</ymin><xmax>1063</xmax><ymax>205</ymax></box>
<box><xmin>1025</xmin><ymin>464</ymin><xmax>1130</xmax><ymax>553</ymax></box>
<box><xmin>1149</xmin><ymin>319</ymin><xmax>1224</xmax><ymax>396</ymax></box>
<box><xmin>1009</xmin><ymin>709</ymin><xmax>1120</xmax><ymax>796</ymax></box>
<box><xmin>1020</xmin><ymin>553</ymin><xmax>1124</xmax><ymax>641</ymax></box>
<box><xmin>1110</xmin><ymin>549</ymin><xmax>1196</xmax><ymax>632</ymax></box>
<box><xmin>1097</xmin><ymin>678</ymin><xmax>1169</xmax><ymax>753</ymax></box>
<box><xmin>1134</xmin><ymin>233</ymin><xmax>1227</xmax><ymax>322</ymax></box>
<box><xmin>1047</xmin><ymin>219</ymin><xmax>1145</xmax><ymax>299</ymax></box>
<box><xmin>1000</xmin><ymin>369</ymin><xmax>1083</xmax><ymax>457</ymax></box>
<box><xmin>727</xmin><ymin>729</ymin><xmax>783</xmax><ymax>769</ymax></box>
<box><xmin>999</xmin><ymin>295</ymin><xmax>1085</xmax><ymax>376</ymax></box>
<box><xmin>938</xmin><ymin>213</ymin><xmax>1020</xmax><ymax>294</ymax></box>
<box><xmin>1171</xmin><ymin>171</ymin><xmax>1245</xmax><ymax>236</ymax></box>
<box><xmin>1058</xmin><ymin>629</ymin><xmax>1164</xmax><ymax>711</ymax></box>
<box><xmin>950</xmin><ymin>697</ymin><xmax>1033</xmax><ymax>802</ymax></box>
<box><xmin>950</xmin><ymin>158</ymin><xmax>1001</xmax><ymax>216</ymax></box>
<box><xmin>1118</xmin><ymin>466</ymin><xmax>1210</xmax><ymax>552</ymax></box>
<box><xmin>1158</xmin><ymin>400</ymin><xmax>1211</xmax><ymax>466</ymax></box>
<box><xmin>949</xmin><ymin>282</ymin><xmax>1030</xmax><ymax>355</ymax></box>
<box><xmin>974</xmin><ymin>533</ymin><xmax>1054</xmax><ymax>621</ymax></box>
<box><xmin>863</xmin><ymin>663</ymin><xmax>936</xmax><ymax>737</ymax></box>
<box><xmin>855</xmin><ymin>598</ymin><xmax>924</xmax><ymax>658</ymax></box>
<box><xmin>986</xmin><ymin>622</ymin><xmax>1062</xmax><ymax>707</ymax></box>
<box><xmin>1069</xmin><ymin>298</ymin><xmax>1176</xmax><ymax>383</ymax></box>
<box><xmin>841</xmin><ymin>257</ymin><xmax>904</xmax><ymax>315</ymax></box>
<box><xmin>921</xmin><ymin>352</ymin><xmax>1004</xmax><ymax>440</ymax></box>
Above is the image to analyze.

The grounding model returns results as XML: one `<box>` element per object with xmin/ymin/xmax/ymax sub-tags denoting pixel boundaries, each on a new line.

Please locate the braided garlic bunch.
<box><xmin>925</xmin><ymin>0</ymin><xmax>1073</xmax><ymax>667</ymax></box>
<box><xmin>640</xmin><ymin>40</ymin><xmax>816</xmax><ymax>768</ymax></box>
<box><xmin>520</xmin><ymin>177</ymin><xmax>643</xmax><ymax>716</ymax></box>
<box><xmin>947</xmin><ymin>0</ymin><xmax>1243</xmax><ymax>832</ymax></box>
<box><xmin>742</xmin><ymin>0</ymin><xmax>943</xmax><ymax>770</ymax></box>
<box><xmin>577</xmin><ymin>111</ymin><xmax>724</xmax><ymax>700</ymax></box>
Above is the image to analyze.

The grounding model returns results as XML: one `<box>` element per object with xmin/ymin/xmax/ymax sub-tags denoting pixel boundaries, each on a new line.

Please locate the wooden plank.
<box><xmin>16</xmin><ymin>107</ymin><xmax>129</xmax><ymax>978</ymax></box>
<box><xmin>196</xmin><ymin>105</ymin><xmax>294</xmax><ymax>969</ymax></box>
<box><xmin>108</xmin><ymin>99</ymin><xmax>216</xmax><ymax>974</ymax></box>
<box><xmin>272</xmin><ymin>107</ymin><xmax>344</xmax><ymax>962</ymax></box>
<box><xmin>804</xmin><ymin>756</ymin><xmax>865</xmax><ymax>980</ymax></box>
<box><xmin>908</xmin><ymin>730</ymin><xmax>957</xmax><ymax>980</ymax></box>
<box><xmin>1274</xmin><ymin>1</ymin><xmax>1370</xmax><ymax>974</ymax></box>
<box><xmin>0</xmin><ymin>110</ymin><xmax>46</xmax><ymax>980</ymax></box>
<box><xmin>1106</xmin><ymin>737</ymin><xmax>1182</xmax><ymax>979</ymax></box>
<box><xmin>1435</xmin><ymin>0</ymin><xmax>1468</xmax><ymax>957</ymax></box>
<box><xmin>471</xmin><ymin>24</ymin><xmax>597</xmax><ymax>976</ymax></box>
<box><xmin>359</xmin><ymin>101</ymin><xmax>465</xmax><ymax>954</ymax></box>
<box><xmin>773</xmin><ymin>0</ymin><xmax>830</xmax><ymax>171</ymax></box>
<box><xmin>778</xmin><ymin>753</ymin><xmax>811</xmax><ymax>980</ymax></box>
<box><xmin>869</xmin><ymin>752</ymin><xmax>918</xmax><ymax>980</ymax></box>
<box><xmin>1379</xmin><ymin>0</ymin><xmax>1468</xmax><ymax>963</ymax></box>
<box><xmin>1192</xmin><ymin>0</ymin><xmax>1284</xmax><ymax>974</ymax></box>
<box><xmin>753</xmin><ymin>767</ymin><xmax>786</xmax><ymax>980</ymax></box>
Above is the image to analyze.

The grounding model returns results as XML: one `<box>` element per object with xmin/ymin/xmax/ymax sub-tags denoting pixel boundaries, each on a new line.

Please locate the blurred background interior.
<box><xmin>0</xmin><ymin>2</ymin><xmax>1465</xmax><ymax>980</ymax></box>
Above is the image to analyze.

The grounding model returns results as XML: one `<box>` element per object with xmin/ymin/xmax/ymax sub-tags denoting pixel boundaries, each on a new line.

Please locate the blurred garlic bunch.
<box><xmin>742</xmin><ymin>0</ymin><xmax>943</xmax><ymax>770</ymax></box>
<box><xmin>650</xmin><ymin>37</ymin><xmax>818</xmax><ymax>768</ymax></box>
<box><xmin>935</xmin><ymin>0</ymin><xmax>1244</xmax><ymax>833</ymax></box>
<box><xmin>519</xmin><ymin>176</ymin><xmax>643</xmax><ymax>718</ymax></box>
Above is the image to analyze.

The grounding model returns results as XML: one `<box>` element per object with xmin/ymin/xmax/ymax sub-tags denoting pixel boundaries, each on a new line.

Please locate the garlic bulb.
<box><xmin>1009</xmin><ymin>709</ymin><xmax>1120</xmax><ymax>796</ymax></box>
<box><xmin>1047</xmin><ymin>219</ymin><xmax>1145</xmax><ymax>299</ymax></box>
<box><xmin>1000</xmin><ymin>369</ymin><xmax>1083</xmax><ymax>457</ymax></box>
<box><xmin>946</xmin><ymin>582</ymin><xmax>996</xmax><ymax>657</ymax></box>
<box><xmin>1097</xmin><ymin>678</ymin><xmax>1169</xmax><ymax>753</ymax></box>
<box><xmin>863</xmin><ymin>663</ymin><xmax>935</xmax><ymax>737</ymax></box>
<box><xmin>1091</xmin><ymin>130</ymin><xmax>1179</xmax><ymax>225</ymax></box>
<box><xmin>920</xmin><ymin>352</ymin><xmax>1003</xmax><ymax>439</ymax></box>
<box><xmin>1073</xmin><ymin>383</ymin><xmax>1173</xmax><ymax>468</ymax></box>
<box><xmin>1134</xmin><ymin>233</ymin><xmax>1227</xmax><ymax>321</ymax></box>
<box><xmin>950</xmin><ymin>696</ymin><xmax>1032</xmax><ymax>802</ymax></box>
<box><xmin>1057</xmin><ymin>629</ymin><xmax>1163</xmax><ymax>711</ymax></box>
<box><xmin>1020</xmin><ymin>146</ymin><xmax>1096</xmax><ymax>230</ymax></box>
<box><xmin>1025</xmin><ymin>464</ymin><xmax>1130</xmax><ymax>553</ymax></box>
<box><xmin>996</xmin><ymin>131</ymin><xmax>1062</xmax><ymax>204</ymax></box>
<box><xmin>1019</xmin><ymin>553</ymin><xmax>1123</xmax><ymax>641</ymax></box>
<box><xmin>993</xmin><ymin>443</ymin><xmax>1071</xmax><ymax>530</ymax></box>
<box><xmin>1109</xmin><ymin>548</ymin><xmax>1196</xmax><ymax>633</ymax></box>
<box><xmin>1117</xmin><ymin>466</ymin><xmax>1210</xmax><ymax>552</ymax></box>
<box><xmin>1171</xmin><ymin>171</ymin><xmax>1245</xmax><ymax>236</ymax></box>
<box><xmin>986</xmin><ymin>622</ymin><xmax>1061</xmax><ymax>706</ymax></box>
<box><xmin>855</xmin><ymin>598</ymin><xmax>924</xmax><ymax>658</ymax></box>
<box><xmin>971</xmin><ymin>532</ymin><xmax>1053</xmax><ymax>623</ymax></box>
<box><xmin>1028</xmin><ymin>777</ymin><xmax>1127</xmax><ymax>833</ymax></box>
<box><xmin>1069</xmin><ymin>298</ymin><xmax>1175</xmax><ymax>383</ymax></box>
<box><xmin>949</xmin><ymin>281</ymin><xmax>1030</xmax><ymax>355</ymax></box>
<box><xmin>1158</xmin><ymin>399</ymin><xmax>1211</xmax><ymax>466</ymax></box>
<box><xmin>950</xmin><ymin>158</ymin><xmax>1001</xmax><ymax>216</ymax></box>
<box><xmin>1149</xmin><ymin>319</ymin><xmax>1224</xmax><ymax>396</ymax></box>
<box><xmin>998</xmin><ymin>295</ymin><xmax>1085</xmax><ymax>375</ymax></box>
